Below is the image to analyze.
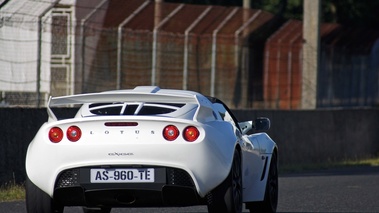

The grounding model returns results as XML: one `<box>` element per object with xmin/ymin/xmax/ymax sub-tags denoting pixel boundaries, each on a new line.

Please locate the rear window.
<box><xmin>90</xmin><ymin>105</ymin><xmax>123</xmax><ymax>115</ymax></box>
<box><xmin>88</xmin><ymin>103</ymin><xmax>185</xmax><ymax>116</ymax></box>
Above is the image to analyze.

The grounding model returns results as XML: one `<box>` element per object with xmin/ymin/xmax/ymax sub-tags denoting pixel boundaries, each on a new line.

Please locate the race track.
<box><xmin>2</xmin><ymin>166</ymin><xmax>379</xmax><ymax>212</ymax></box>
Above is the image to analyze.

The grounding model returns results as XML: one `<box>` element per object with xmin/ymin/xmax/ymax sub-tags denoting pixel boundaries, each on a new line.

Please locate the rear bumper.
<box><xmin>53</xmin><ymin>166</ymin><xmax>205</xmax><ymax>207</ymax></box>
<box><xmin>26</xmin><ymin>138</ymin><xmax>235</xmax><ymax>198</ymax></box>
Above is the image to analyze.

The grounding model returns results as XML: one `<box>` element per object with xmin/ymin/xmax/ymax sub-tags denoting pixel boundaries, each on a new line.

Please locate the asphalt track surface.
<box><xmin>2</xmin><ymin>166</ymin><xmax>379</xmax><ymax>213</ymax></box>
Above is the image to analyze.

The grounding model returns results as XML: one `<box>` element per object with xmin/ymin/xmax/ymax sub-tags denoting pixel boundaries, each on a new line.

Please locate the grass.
<box><xmin>1</xmin><ymin>157</ymin><xmax>379</xmax><ymax>202</ymax></box>
<box><xmin>0</xmin><ymin>182</ymin><xmax>25</xmax><ymax>202</ymax></box>
<box><xmin>280</xmin><ymin>157</ymin><xmax>379</xmax><ymax>174</ymax></box>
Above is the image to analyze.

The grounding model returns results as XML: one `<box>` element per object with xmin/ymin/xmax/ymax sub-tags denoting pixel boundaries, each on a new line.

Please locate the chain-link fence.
<box><xmin>1</xmin><ymin>0</ymin><xmax>276</xmax><ymax>109</ymax></box>
<box><xmin>264</xmin><ymin>20</ymin><xmax>379</xmax><ymax>109</ymax></box>
<box><xmin>1</xmin><ymin>0</ymin><xmax>378</xmax><ymax>109</ymax></box>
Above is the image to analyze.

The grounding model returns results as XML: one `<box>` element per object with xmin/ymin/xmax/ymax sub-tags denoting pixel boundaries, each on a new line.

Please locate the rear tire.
<box><xmin>247</xmin><ymin>152</ymin><xmax>278</xmax><ymax>213</ymax></box>
<box><xmin>26</xmin><ymin>176</ymin><xmax>63</xmax><ymax>213</ymax></box>
<box><xmin>207</xmin><ymin>150</ymin><xmax>242</xmax><ymax>213</ymax></box>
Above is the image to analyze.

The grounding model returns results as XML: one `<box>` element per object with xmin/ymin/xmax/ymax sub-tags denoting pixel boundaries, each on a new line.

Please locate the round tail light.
<box><xmin>183</xmin><ymin>126</ymin><xmax>199</xmax><ymax>142</ymax></box>
<box><xmin>49</xmin><ymin>127</ymin><xmax>63</xmax><ymax>143</ymax></box>
<box><xmin>163</xmin><ymin>125</ymin><xmax>179</xmax><ymax>141</ymax></box>
<box><xmin>67</xmin><ymin>126</ymin><xmax>82</xmax><ymax>142</ymax></box>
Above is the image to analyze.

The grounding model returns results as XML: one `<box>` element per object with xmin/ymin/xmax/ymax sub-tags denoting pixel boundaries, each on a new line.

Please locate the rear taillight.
<box><xmin>66</xmin><ymin>126</ymin><xmax>82</xmax><ymax>142</ymax></box>
<box><xmin>163</xmin><ymin>125</ymin><xmax>200</xmax><ymax>142</ymax></box>
<box><xmin>163</xmin><ymin>125</ymin><xmax>179</xmax><ymax>141</ymax></box>
<box><xmin>183</xmin><ymin>126</ymin><xmax>200</xmax><ymax>142</ymax></box>
<box><xmin>49</xmin><ymin>127</ymin><xmax>63</xmax><ymax>143</ymax></box>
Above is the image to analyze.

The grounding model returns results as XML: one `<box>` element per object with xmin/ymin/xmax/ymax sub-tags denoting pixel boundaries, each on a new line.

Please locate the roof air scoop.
<box><xmin>133</xmin><ymin>86</ymin><xmax>161</xmax><ymax>93</ymax></box>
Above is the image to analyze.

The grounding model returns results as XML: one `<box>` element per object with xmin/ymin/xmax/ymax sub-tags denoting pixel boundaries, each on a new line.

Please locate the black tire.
<box><xmin>247</xmin><ymin>152</ymin><xmax>278</xmax><ymax>213</ymax></box>
<box><xmin>25</xmin><ymin>176</ymin><xmax>64</xmax><ymax>213</ymax></box>
<box><xmin>207</xmin><ymin>150</ymin><xmax>243</xmax><ymax>213</ymax></box>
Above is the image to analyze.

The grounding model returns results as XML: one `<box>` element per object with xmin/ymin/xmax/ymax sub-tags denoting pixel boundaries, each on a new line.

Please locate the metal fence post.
<box><xmin>152</xmin><ymin>4</ymin><xmax>184</xmax><ymax>86</ymax></box>
<box><xmin>80</xmin><ymin>0</ymin><xmax>107</xmax><ymax>93</ymax></box>
<box><xmin>117</xmin><ymin>1</ymin><xmax>149</xmax><ymax>90</ymax></box>
<box><xmin>211</xmin><ymin>8</ymin><xmax>238</xmax><ymax>97</ymax></box>
<box><xmin>183</xmin><ymin>6</ymin><xmax>212</xmax><ymax>90</ymax></box>
<box><xmin>36</xmin><ymin>0</ymin><xmax>60</xmax><ymax>107</ymax></box>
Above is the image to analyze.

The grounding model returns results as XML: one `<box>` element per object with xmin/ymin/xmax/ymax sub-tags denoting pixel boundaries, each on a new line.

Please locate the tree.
<box><xmin>323</xmin><ymin>0</ymin><xmax>379</xmax><ymax>27</ymax></box>
<box><xmin>166</xmin><ymin>0</ymin><xmax>379</xmax><ymax>27</ymax></box>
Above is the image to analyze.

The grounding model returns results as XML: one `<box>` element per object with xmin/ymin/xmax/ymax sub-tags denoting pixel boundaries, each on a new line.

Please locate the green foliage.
<box><xmin>167</xmin><ymin>0</ymin><xmax>379</xmax><ymax>27</ymax></box>
<box><xmin>263</xmin><ymin>0</ymin><xmax>379</xmax><ymax>27</ymax></box>
<box><xmin>280</xmin><ymin>157</ymin><xmax>379</xmax><ymax>174</ymax></box>
<box><xmin>323</xmin><ymin>0</ymin><xmax>379</xmax><ymax>27</ymax></box>
<box><xmin>0</xmin><ymin>183</ymin><xmax>25</xmax><ymax>202</ymax></box>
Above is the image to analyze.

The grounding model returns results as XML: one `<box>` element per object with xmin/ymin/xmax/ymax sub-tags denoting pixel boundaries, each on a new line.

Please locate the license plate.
<box><xmin>90</xmin><ymin>168</ymin><xmax>154</xmax><ymax>183</ymax></box>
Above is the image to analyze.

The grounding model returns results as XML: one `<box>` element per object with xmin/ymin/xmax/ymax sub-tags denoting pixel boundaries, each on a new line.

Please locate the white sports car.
<box><xmin>25</xmin><ymin>86</ymin><xmax>278</xmax><ymax>213</ymax></box>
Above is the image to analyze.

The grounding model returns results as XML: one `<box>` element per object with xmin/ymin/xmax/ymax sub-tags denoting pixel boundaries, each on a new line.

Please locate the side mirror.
<box><xmin>238</xmin><ymin>121</ymin><xmax>253</xmax><ymax>134</ymax></box>
<box><xmin>254</xmin><ymin>117</ymin><xmax>270</xmax><ymax>131</ymax></box>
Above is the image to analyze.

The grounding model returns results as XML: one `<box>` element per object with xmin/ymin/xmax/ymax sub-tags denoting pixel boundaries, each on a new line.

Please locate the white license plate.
<box><xmin>90</xmin><ymin>168</ymin><xmax>154</xmax><ymax>183</ymax></box>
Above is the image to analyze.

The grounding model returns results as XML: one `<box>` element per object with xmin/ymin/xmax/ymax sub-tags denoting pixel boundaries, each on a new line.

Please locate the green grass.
<box><xmin>1</xmin><ymin>157</ymin><xmax>379</xmax><ymax>202</ymax></box>
<box><xmin>346</xmin><ymin>157</ymin><xmax>379</xmax><ymax>166</ymax></box>
<box><xmin>0</xmin><ymin>182</ymin><xmax>25</xmax><ymax>202</ymax></box>
<box><xmin>280</xmin><ymin>157</ymin><xmax>379</xmax><ymax>174</ymax></box>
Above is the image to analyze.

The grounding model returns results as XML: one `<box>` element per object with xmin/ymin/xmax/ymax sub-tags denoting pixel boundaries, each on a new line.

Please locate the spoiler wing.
<box><xmin>47</xmin><ymin>91</ymin><xmax>213</xmax><ymax>122</ymax></box>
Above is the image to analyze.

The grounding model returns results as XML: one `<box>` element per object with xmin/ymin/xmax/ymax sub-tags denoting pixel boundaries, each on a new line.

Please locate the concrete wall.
<box><xmin>233</xmin><ymin>109</ymin><xmax>379</xmax><ymax>165</ymax></box>
<box><xmin>1</xmin><ymin>108</ymin><xmax>379</xmax><ymax>185</ymax></box>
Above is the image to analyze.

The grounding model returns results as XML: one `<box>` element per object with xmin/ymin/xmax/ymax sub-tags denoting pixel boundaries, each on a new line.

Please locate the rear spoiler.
<box><xmin>47</xmin><ymin>91</ymin><xmax>213</xmax><ymax>122</ymax></box>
